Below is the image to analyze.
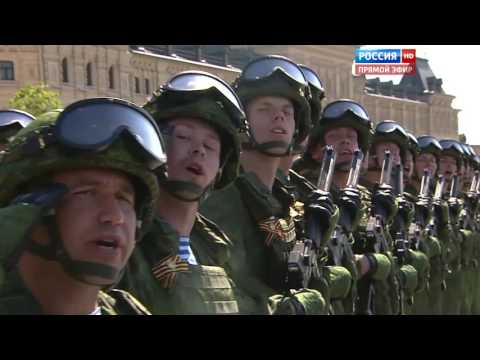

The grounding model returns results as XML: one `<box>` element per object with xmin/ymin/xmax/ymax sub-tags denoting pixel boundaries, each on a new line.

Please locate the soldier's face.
<box><xmin>51</xmin><ymin>168</ymin><xmax>137</xmax><ymax>285</ymax></box>
<box><xmin>375</xmin><ymin>142</ymin><xmax>401</xmax><ymax>166</ymax></box>
<box><xmin>317</xmin><ymin>127</ymin><xmax>359</xmax><ymax>168</ymax></box>
<box><xmin>403</xmin><ymin>150</ymin><xmax>414</xmax><ymax>182</ymax></box>
<box><xmin>246</xmin><ymin>96</ymin><xmax>296</xmax><ymax>156</ymax></box>
<box><xmin>415</xmin><ymin>153</ymin><xmax>437</xmax><ymax>178</ymax></box>
<box><xmin>438</xmin><ymin>155</ymin><xmax>457</xmax><ymax>181</ymax></box>
<box><xmin>165</xmin><ymin>118</ymin><xmax>221</xmax><ymax>191</ymax></box>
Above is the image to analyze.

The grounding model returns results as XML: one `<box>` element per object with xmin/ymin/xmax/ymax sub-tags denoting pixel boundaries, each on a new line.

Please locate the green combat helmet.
<box><xmin>302</xmin><ymin>99</ymin><xmax>374</xmax><ymax>169</ymax></box>
<box><xmin>144</xmin><ymin>70</ymin><xmax>247</xmax><ymax>201</ymax></box>
<box><xmin>0</xmin><ymin>98</ymin><xmax>164</xmax><ymax>288</ymax></box>
<box><xmin>407</xmin><ymin>132</ymin><xmax>420</xmax><ymax>157</ymax></box>
<box><xmin>417</xmin><ymin>135</ymin><xmax>443</xmax><ymax>161</ymax></box>
<box><xmin>439</xmin><ymin>139</ymin><xmax>466</xmax><ymax>169</ymax></box>
<box><xmin>299</xmin><ymin>64</ymin><xmax>325</xmax><ymax>130</ymax></box>
<box><xmin>233</xmin><ymin>55</ymin><xmax>312</xmax><ymax>156</ymax></box>
<box><xmin>373</xmin><ymin>120</ymin><xmax>410</xmax><ymax>159</ymax></box>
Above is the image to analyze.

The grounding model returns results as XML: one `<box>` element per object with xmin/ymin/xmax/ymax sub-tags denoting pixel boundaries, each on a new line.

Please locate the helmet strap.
<box><xmin>26</xmin><ymin>212</ymin><xmax>122</xmax><ymax>288</ymax></box>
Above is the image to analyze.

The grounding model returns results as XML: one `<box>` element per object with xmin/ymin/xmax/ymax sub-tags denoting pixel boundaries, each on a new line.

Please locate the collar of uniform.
<box><xmin>140</xmin><ymin>216</ymin><xmax>181</xmax><ymax>264</ymax></box>
<box><xmin>235</xmin><ymin>171</ymin><xmax>283</xmax><ymax>221</ymax></box>
<box><xmin>192</xmin><ymin>214</ymin><xmax>231</xmax><ymax>266</ymax></box>
<box><xmin>275</xmin><ymin>168</ymin><xmax>290</xmax><ymax>186</ymax></box>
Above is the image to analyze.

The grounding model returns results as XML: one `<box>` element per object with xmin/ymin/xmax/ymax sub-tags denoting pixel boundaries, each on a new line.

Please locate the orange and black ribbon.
<box><xmin>152</xmin><ymin>255</ymin><xmax>190</xmax><ymax>289</ymax></box>
<box><xmin>258</xmin><ymin>216</ymin><xmax>296</xmax><ymax>247</ymax></box>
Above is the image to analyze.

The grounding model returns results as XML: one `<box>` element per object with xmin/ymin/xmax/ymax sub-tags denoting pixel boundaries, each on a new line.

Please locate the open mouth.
<box><xmin>186</xmin><ymin>164</ymin><xmax>204</xmax><ymax>176</ymax></box>
<box><xmin>271</xmin><ymin>127</ymin><xmax>287</xmax><ymax>135</ymax></box>
<box><xmin>340</xmin><ymin>150</ymin><xmax>353</xmax><ymax>156</ymax></box>
<box><xmin>94</xmin><ymin>238</ymin><xmax>120</xmax><ymax>250</ymax></box>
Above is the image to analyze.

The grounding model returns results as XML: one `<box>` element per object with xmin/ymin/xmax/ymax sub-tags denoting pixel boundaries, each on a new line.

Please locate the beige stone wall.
<box><xmin>0</xmin><ymin>45</ymin><xmax>459</xmax><ymax>140</ymax></box>
<box><xmin>0</xmin><ymin>45</ymin><xmax>43</xmax><ymax>108</ymax></box>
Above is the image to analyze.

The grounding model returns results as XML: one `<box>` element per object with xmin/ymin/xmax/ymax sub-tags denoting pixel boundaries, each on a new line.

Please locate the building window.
<box><xmin>62</xmin><ymin>58</ymin><xmax>69</xmax><ymax>83</ymax></box>
<box><xmin>108</xmin><ymin>66</ymin><xmax>115</xmax><ymax>89</ymax></box>
<box><xmin>145</xmin><ymin>78</ymin><xmax>150</xmax><ymax>95</ymax></box>
<box><xmin>0</xmin><ymin>61</ymin><xmax>14</xmax><ymax>80</ymax></box>
<box><xmin>135</xmin><ymin>77</ymin><xmax>140</xmax><ymax>93</ymax></box>
<box><xmin>86</xmin><ymin>63</ymin><xmax>93</xmax><ymax>86</ymax></box>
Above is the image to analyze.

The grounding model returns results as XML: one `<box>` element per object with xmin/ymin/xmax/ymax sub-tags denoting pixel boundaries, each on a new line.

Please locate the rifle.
<box><xmin>429</xmin><ymin>175</ymin><xmax>450</xmax><ymax>291</ymax></box>
<box><xmin>328</xmin><ymin>150</ymin><xmax>364</xmax><ymax>266</ymax></box>
<box><xmin>356</xmin><ymin>150</ymin><xmax>392</xmax><ymax>315</ymax></box>
<box><xmin>286</xmin><ymin>146</ymin><xmax>336</xmax><ymax>289</ymax></box>
<box><xmin>429</xmin><ymin>175</ymin><xmax>446</xmax><ymax>238</ymax></box>
<box><xmin>462</xmin><ymin>171</ymin><xmax>480</xmax><ymax>231</ymax></box>
<box><xmin>449</xmin><ymin>174</ymin><xmax>460</xmax><ymax>199</ymax></box>
<box><xmin>408</xmin><ymin>169</ymin><xmax>432</xmax><ymax>252</ymax></box>
<box><xmin>392</xmin><ymin>164</ymin><xmax>410</xmax><ymax>314</ymax></box>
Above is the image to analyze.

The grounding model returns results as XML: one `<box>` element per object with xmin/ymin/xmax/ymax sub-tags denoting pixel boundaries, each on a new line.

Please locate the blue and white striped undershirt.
<box><xmin>179</xmin><ymin>236</ymin><xmax>198</xmax><ymax>265</ymax></box>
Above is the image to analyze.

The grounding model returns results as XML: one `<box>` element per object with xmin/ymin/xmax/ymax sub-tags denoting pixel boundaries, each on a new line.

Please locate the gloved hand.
<box><xmin>447</xmin><ymin>197</ymin><xmax>462</xmax><ymax>224</ymax></box>
<box><xmin>269</xmin><ymin>289</ymin><xmax>326</xmax><ymax>315</ymax></box>
<box><xmin>305</xmin><ymin>190</ymin><xmax>337</xmax><ymax>246</ymax></box>
<box><xmin>464</xmin><ymin>192</ymin><xmax>478</xmax><ymax>213</ymax></box>
<box><xmin>11</xmin><ymin>183</ymin><xmax>69</xmax><ymax>212</ymax></box>
<box><xmin>337</xmin><ymin>187</ymin><xmax>361</xmax><ymax>233</ymax></box>
<box><xmin>433</xmin><ymin>199</ymin><xmax>449</xmax><ymax>227</ymax></box>
<box><xmin>396</xmin><ymin>197</ymin><xmax>414</xmax><ymax>227</ymax></box>
<box><xmin>415</xmin><ymin>195</ymin><xmax>431</xmax><ymax>224</ymax></box>
<box><xmin>0</xmin><ymin>183</ymin><xmax>68</xmax><ymax>267</ymax></box>
<box><xmin>372</xmin><ymin>184</ymin><xmax>397</xmax><ymax>221</ymax></box>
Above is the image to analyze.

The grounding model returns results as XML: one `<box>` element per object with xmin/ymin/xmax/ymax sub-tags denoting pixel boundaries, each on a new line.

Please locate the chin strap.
<box><xmin>27</xmin><ymin>211</ymin><xmax>124</xmax><ymax>289</ymax></box>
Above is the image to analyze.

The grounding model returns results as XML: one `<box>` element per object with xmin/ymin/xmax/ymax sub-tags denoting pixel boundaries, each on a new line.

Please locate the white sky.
<box><xmin>361</xmin><ymin>45</ymin><xmax>480</xmax><ymax>145</ymax></box>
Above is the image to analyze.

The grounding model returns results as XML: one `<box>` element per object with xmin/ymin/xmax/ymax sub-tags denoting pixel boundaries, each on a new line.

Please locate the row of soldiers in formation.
<box><xmin>0</xmin><ymin>54</ymin><xmax>478</xmax><ymax>315</ymax></box>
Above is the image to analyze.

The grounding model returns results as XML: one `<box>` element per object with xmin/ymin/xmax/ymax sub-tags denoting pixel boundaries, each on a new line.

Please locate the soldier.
<box><xmin>438</xmin><ymin>139</ymin><xmax>466</xmax><ymax>315</ymax></box>
<box><xmin>0</xmin><ymin>109</ymin><xmax>35</xmax><ymax>152</ymax></box>
<box><xmin>356</xmin><ymin>120</ymin><xmax>423</xmax><ymax>315</ymax></box>
<box><xmin>0</xmin><ymin>98</ymin><xmax>164</xmax><ymax>314</ymax></box>
<box><xmin>472</xmin><ymin>154</ymin><xmax>480</xmax><ymax>315</ymax></box>
<box><xmin>293</xmin><ymin>100</ymin><xmax>393</xmax><ymax>315</ymax></box>
<box><xmin>403</xmin><ymin>133</ymin><xmax>418</xmax><ymax>195</ymax></box>
<box><xmin>201</xmin><ymin>55</ymin><xmax>327</xmax><ymax>314</ymax></box>
<box><xmin>120</xmin><ymin>71</ymin><xmax>245</xmax><ymax>314</ymax></box>
<box><xmin>275</xmin><ymin>67</ymin><xmax>351</xmax><ymax>314</ymax></box>
<box><xmin>408</xmin><ymin>135</ymin><xmax>444</xmax><ymax>315</ymax></box>
<box><xmin>450</xmin><ymin>140</ymin><xmax>477</xmax><ymax>315</ymax></box>
<box><xmin>277</xmin><ymin>64</ymin><xmax>325</xmax><ymax>182</ymax></box>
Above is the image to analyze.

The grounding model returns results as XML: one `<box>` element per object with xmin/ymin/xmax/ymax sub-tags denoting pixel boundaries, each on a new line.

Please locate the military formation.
<box><xmin>0</xmin><ymin>54</ymin><xmax>479</xmax><ymax>315</ymax></box>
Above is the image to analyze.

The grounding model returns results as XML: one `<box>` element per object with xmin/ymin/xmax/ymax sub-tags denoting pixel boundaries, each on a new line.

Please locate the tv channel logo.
<box><xmin>354</xmin><ymin>48</ymin><xmax>416</xmax><ymax>75</ymax></box>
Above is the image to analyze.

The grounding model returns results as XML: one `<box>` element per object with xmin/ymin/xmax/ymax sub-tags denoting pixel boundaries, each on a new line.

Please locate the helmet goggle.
<box><xmin>240</xmin><ymin>55</ymin><xmax>308</xmax><ymax>87</ymax></box>
<box><xmin>439</xmin><ymin>139</ymin><xmax>465</xmax><ymax>156</ymax></box>
<box><xmin>418</xmin><ymin>136</ymin><xmax>442</xmax><ymax>152</ymax></box>
<box><xmin>0</xmin><ymin>110</ymin><xmax>35</xmax><ymax>129</ymax></box>
<box><xmin>375</xmin><ymin>121</ymin><xmax>409</xmax><ymax>138</ymax></box>
<box><xmin>55</xmin><ymin>98</ymin><xmax>166</xmax><ymax>169</ymax></box>
<box><xmin>407</xmin><ymin>132</ymin><xmax>419</xmax><ymax>151</ymax></box>
<box><xmin>468</xmin><ymin>144</ymin><xmax>476</xmax><ymax>157</ymax></box>
<box><xmin>322</xmin><ymin>99</ymin><xmax>370</xmax><ymax>122</ymax></box>
<box><xmin>165</xmin><ymin>71</ymin><xmax>246</xmax><ymax>128</ymax></box>
<box><xmin>299</xmin><ymin>65</ymin><xmax>324</xmax><ymax>93</ymax></box>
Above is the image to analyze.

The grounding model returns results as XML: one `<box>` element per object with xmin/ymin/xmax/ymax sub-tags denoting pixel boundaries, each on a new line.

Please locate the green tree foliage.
<box><xmin>8</xmin><ymin>84</ymin><xmax>63</xmax><ymax>117</ymax></box>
